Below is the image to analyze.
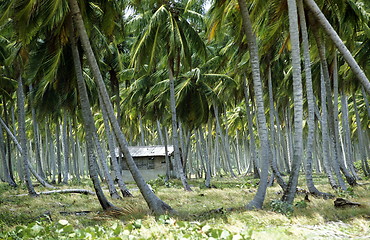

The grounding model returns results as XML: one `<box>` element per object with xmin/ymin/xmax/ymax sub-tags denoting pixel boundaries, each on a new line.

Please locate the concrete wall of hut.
<box><xmin>118</xmin><ymin>156</ymin><xmax>167</xmax><ymax>182</ymax></box>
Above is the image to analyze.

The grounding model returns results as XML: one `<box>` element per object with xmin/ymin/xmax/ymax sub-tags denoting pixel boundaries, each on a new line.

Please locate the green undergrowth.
<box><xmin>0</xmin><ymin>175</ymin><xmax>369</xmax><ymax>239</ymax></box>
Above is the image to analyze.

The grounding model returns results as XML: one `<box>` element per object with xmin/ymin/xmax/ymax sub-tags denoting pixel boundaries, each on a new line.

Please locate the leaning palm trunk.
<box><xmin>99</xmin><ymin>92</ymin><xmax>132</xmax><ymax>197</ymax></box>
<box><xmin>332</xmin><ymin>56</ymin><xmax>356</xmax><ymax>186</ymax></box>
<box><xmin>0</xmin><ymin>116</ymin><xmax>55</xmax><ymax>189</ymax></box>
<box><xmin>319</xmin><ymin>65</ymin><xmax>339</xmax><ymax>189</ymax></box>
<box><xmin>92</xmin><ymin>130</ymin><xmax>121</xmax><ymax>199</ymax></box>
<box><xmin>361</xmin><ymin>86</ymin><xmax>370</xmax><ymax>118</ymax></box>
<box><xmin>352</xmin><ymin>93</ymin><xmax>370</xmax><ymax>177</ymax></box>
<box><xmin>303</xmin><ymin>0</ymin><xmax>370</xmax><ymax>94</ymax></box>
<box><xmin>237</xmin><ymin>0</ymin><xmax>270</xmax><ymax>209</ymax></box>
<box><xmin>312</xmin><ymin>27</ymin><xmax>347</xmax><ymax>191</ymax></box>
<box><xmin>17</xmin><ymin>75</ymin><xmax>37</xmax><ymax>196</ymax></box>
<box><xmin>2</xmin><ymin>98</ymin><xmax>16</xmax><ymax>183</ymax></box>
<box><xmin>168</xmin><ymin>63</ymin><xmax>192</xmax><ymax>191</ymax></box>
<box><xmin>297</xmin><ymin>0</ymin><xmax>328</xmax><ymax>197</ymax></box>
<box><xmin>69</xmin><ymin>24</ymin><xmax>117</xmax><ymax>210</ymax></box>
<box><xmin>0</xmin><ymin>123</ymin><xmax>16</xmax><ymax>187</ymax></box>
<box><xmin>68</xmin><ymin>0</ymin><xmax>173</xmax><ymax>215</ymax></box>
<box><xmin>281</xmin><ymin>0</ymin><xmax>304</xmax><ymax>204</ymax></box>
<box><xmin>68</xmin><ymin>19</ymin><xmax>120</xmax><ymax>199</ymax></box>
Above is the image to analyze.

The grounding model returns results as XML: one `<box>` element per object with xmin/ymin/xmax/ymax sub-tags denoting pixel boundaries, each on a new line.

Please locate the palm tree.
<box><xmin>236</xmin><ymin>0</ymin><xmax>270</xmax><ymax>209</ymax></box>
<box><xmin>69</xmin><ymin>23</ymin><xmax>118</xmax><ymax>209</ymax></box>
<box><xmin>130</xmin><ymin>1</ymin><xmax>207</xmax><ymax>191</ymax></box>
<box><xmin>67</xmin><ymin>0</ymin><xmax>173</xmax><ymax>215</ymax></box>
<box><xmin>17</xmin><ymin>64</ymin><xmax>37</xmax><ymax>196</ymax></box>
<box><xmin>281</xmin><ymin>0</ymin><xmax>304</xmax><ymax>204</ymax></box>
<box><xmin>297</xmin><ymin>0</ymin><xmax>327</xmax><ymax>197</ymax></box>
<box><xmin>0</xmin><ymin>118</ymin><xmax>17</xmax><ymax>187</ymax></box>
<box><xmin>303</xmin><ymin>0</ymin><xmax>370</xmax><ymax>94</ymax></box>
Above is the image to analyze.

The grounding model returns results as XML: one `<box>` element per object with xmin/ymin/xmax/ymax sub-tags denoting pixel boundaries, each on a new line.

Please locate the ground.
<box><xmin>0</xmin><ymin>174</ymin><xmax>369</xmax><ymax>239</ymax></box>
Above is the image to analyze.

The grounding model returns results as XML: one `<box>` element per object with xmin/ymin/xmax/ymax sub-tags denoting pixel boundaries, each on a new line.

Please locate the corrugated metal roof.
<box><xmin>115</xmin><ymin>145</ymin><xmax>174</xmax><ymax>158</ymax></box>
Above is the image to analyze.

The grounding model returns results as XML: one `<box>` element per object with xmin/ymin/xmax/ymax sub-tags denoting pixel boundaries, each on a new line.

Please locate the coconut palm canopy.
<box><xmin>0</xmin><ymin>0</ymin><xmax>369</xmax><ymax>214</ymax></box>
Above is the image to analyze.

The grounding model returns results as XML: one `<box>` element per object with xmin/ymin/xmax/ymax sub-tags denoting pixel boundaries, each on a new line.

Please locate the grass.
<box><xmin>0</xmin><ymin>174</ymin><xmax>369</xmax><ymax>239</ymax></box>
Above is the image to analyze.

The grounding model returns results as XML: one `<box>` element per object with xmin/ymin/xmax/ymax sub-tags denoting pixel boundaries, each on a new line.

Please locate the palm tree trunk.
<box><xmin>0</xmin><ymin>115</ymin><xmax>54</xmax><ymax>189</ymax></box>
<box><xmin>29</xmin><ymin>84</ymin><xmax>45</xmax><ymax>180</ymax></box>
<box><xmin>168</xmin><ymin>62</ymin><xmax>192</xmax><ymax>191</ymax></box>
<box><xmin>361</xmin><ymin>86</ymin><xmax>370</xmax><ymax>118</ymax></box>
<box><xmin>303</xmin><ymin>0</ymin><xmax>370</xmax><ymax>94</ymax></box>
<box><xmin>297</xmin><ymin>0</ymin><xmax>327</xmax><ymax>197</ymax></box>
<box><xmin>213</xmin><ymin>104</ymin><xmax>233</xmax><ymax>176</ymax></box>
<box><xmin>275</xmin><ymin>110</ymin><xmax>286</xmax><ymax>173</ymax></box>
<box><xmin>47</xmin><ymin>124</ymin><xmax>56</xmax><ymax>184</ymax></box>
<box><xmin>352</xmin><ymin>93</ymin><xmax>370</xmax><ymax>177</ymax></box>
<box><xmin>234</xmin><ymin>131</ymin><xmax>242</xmax><ymax>174</ymax></box>
<box><xmin>163</xmin><ymin>125</ymin><xmax>171</xmax><ymax>181</ymax></box>
<box><xmin>99</xmin><ymin>92</ymin><xmax>132</xmax><ymax>197</ymax></box>
<box><xmin>2</xmin><ymin>97</ymin><xmax>16</xmax><ymax>183</ymax></box>
<box><xmin>312</xmin><ymin>26</ymin><xmax>347</xmax><ymax>191</ymax></box>
<box><xmin>68</xmin><ymin>0</ymin><xmax>173</xmax><ymax>215</ymax></box>
<box><xmin>199</xmin><ymin>128</ymin><xmax>211</xmax><ymax>188</ymax></box>
<box><xmin>285</xmin><ymin>108</ymin><xmax>293</xmax><ymax>173</ymax></box>
<box><xmin>69</xmin><ymin>24</ymin><xmax>118</xmax><ymax>209</ymax></box>
<box><xmin>340</xmin><ymin>92</ymin><xmax>358</xmax><ymax>179</ymax></box>
<box><xmin>156</xmin><ymin>120</ymin><xmax>171</xmax><ymax>181</ymax></box>
<box><xmin>17</xmin><ymin>75</ymin><xmax>37</xmax><ymax>196</ymax></box>
<box><xmin>0</xmin><ymin>122</ymin><xmax>16</xmax><ymax>186</ymax></box>
<box><xmin>237</xmin><ymin>0</ymin><xmax>270</xmax><ymax>209</ymax></box>
<box><xmin>319</xmin><ymin>65</ymin><xmax>339</xmax><ymax>188</ymax></box>
<box><xmin>55</xmin><ymin>122</ymin><xmax>62</xmax><ymax>184</ymax></box>
<box><xmin>138</xmin><ymin>112</ymin><xmax>145</xmax><ymax>146</ymax></box>
<box><xmin>282</xmin><ymin>0</ymin><xmax>304</xmax><ymax>204</ymax></box>
<box><xmin>68</xmin><ymin>19</ymin><xmax>121</xmax><ymax>199</ymax></box>
<box><xmin>267</xmin><ymin>64</ymin><xmax>287</xmax><ymax>190</ymax></box>
<box><xmin>224</xmin><ymin>119</ymin><xmax>237</xmax><ymax>177</ymax></box>
<box><xmin>62</xmin><ymin>112</ymin><xmax>69</xmax><ymax>184</ymax></box>
<box><xmin>332</xmin><ymin>56</ymin><xmax>356</xmax><ymax>186</ymax></box>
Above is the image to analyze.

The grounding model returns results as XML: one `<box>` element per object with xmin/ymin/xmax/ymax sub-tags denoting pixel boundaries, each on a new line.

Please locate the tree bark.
<box><xmin>319</xmin><ymin>65</ymin><xmax>339</xmax><ymax>188</ymax></box>
<box><xmin>47</xmin><ymin>124</ymin><xmax>56</xmax><ymax>183</ymax></box>
<box><xmin>17</xmin><ymin>75</ymin><xmax>37</xmax><ymax>196</ymax></box>
<box><xmin>297</xmin><ymin>0</ymin><xmax>327</xmax><ymax>197</ymax></box>
<box><xmin>199</xmin><ymin>128</ymin><xmax>211</xmax><ymax>188</ymax></box>
<box><xmin>99</xmin><ymin>92</ymin><xmax>132</xmax><ymax>197</ymax></box>
<box><xmin>0</xmin><ymin>116</ymin><xmax>55</xmax><ymax>189</ymax></box>
<box><xmin>29</xmin><ymin>84</ymin><xmax>45</xmax><ymax>180</ymax></box>
<box><xmin>0</xmin><ymin>121</ymin><xmax>16</xmax><ymax>186</ymax></box>
<box><xmin>267</xmin><ymin>64</ymin><xmax>287</xmax><ymax>190</ymax></box>
<box><xmin>312</xmin><ymin>25</ymin><xmax>347</xmax><ymax>190</ymax></box>
<box><xmin>168</xmin><ymin>62</ymin><xmax>192</xmax><ymax>191</ymax></box>
<box><xmin>2</xmin><ymin>97</ymin><xmax>16</xmax><ymax>183</ymax></box>
<box><xmin>303</xmin><ymin>0</ymin><xmax>370</xmax><ymax>94</ymax></box>
<box><xmin>332</xmin><ymin>55</ymin><xmax>356</xmax><ymax>186</ymax></box>
<box><xmin>62</xmin><ymin>112</ymin><xmax>69</xmax><ymax>184</ymax></box>
<box><xmin>282</xmin><ymin>0</ymin><xmax>304</xmax><ymax>204</ymax></box>
<box><xmin>237</xmin><ymin>0</ymin><xmax>270</xmax><ymax>210</ymax></box>
<box><xmin>353</xmin><ymin>93</ymin><xmax>370</xmax><ymax>177</ymax></box>
<box><xmin>68</xmin><ymin>0</ymin><xmax>173</xmax><ymax>215</ymax></box>
<box><xmin>69</xmin><ymin>22</ymin><xmax>118</xmax><ymax>209</ymax></box>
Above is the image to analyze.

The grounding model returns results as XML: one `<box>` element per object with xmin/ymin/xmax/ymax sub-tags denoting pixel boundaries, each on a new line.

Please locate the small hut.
<box><xmin>115</xmin><ymin>145</ymin><xmax>174</xmax><ymax>181</ymax></box>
